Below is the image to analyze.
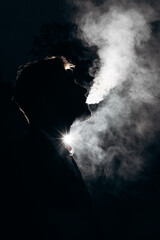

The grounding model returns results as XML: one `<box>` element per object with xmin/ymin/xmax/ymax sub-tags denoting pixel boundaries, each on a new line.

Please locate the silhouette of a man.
<box><xmin>13</xmin><ymin>56</ymin><xmax>102</xmax><ymax>239</ymax></box>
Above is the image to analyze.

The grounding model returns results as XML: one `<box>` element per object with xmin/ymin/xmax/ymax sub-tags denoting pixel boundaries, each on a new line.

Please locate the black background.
<box><xmin>1</xmin><ymin>1</ymin><xmax>160</xmax><ymax>239</ymax></box>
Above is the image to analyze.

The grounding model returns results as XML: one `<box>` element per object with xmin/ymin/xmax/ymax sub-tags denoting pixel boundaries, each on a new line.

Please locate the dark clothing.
<box><xmin>13</xmin><ymin>126</ymin><xmax>102</xmax><ymax>239</ymax></box>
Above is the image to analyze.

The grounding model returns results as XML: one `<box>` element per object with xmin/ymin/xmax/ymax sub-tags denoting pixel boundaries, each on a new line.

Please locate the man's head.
<box><xmin>14</xmin><ymin>56</ymin><xmax>91</xmax><ymax>129</ymax></box>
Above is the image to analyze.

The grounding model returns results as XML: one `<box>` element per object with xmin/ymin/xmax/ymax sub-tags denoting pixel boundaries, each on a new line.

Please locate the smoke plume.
<box><xmin>70</xmin><ymin>1</ymin><xmax>160</xmax><ymax>187</ymax></box>
<box><xmin>83</xmin><ymin>8</ymin><xmax>150</xmax><ymax>104</ymax></box>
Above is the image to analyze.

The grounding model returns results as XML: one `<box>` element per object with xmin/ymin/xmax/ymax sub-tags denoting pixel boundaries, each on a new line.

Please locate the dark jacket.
<box><xmin>13</xmin><ymin>126</ymin><xmax>102</xmax><ymax>239</ymax></box>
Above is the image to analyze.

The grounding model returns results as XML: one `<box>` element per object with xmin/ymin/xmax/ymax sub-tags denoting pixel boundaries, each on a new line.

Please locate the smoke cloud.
<box><xmin>70</xmin><ymin>1</ymin><xmax>160</xmax><ymax>188</ymax></box>
<box><xmin>83</xmin><ymin>7</ymin><xmax>150</xmax><ymax>104</ymax></box>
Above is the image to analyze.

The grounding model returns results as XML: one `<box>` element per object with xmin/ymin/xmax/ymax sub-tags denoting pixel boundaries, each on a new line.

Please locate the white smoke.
<box><xmin>83</xmin><ymin>7</ymin><xmax>150</xmax><ymax>104</ymax></box>
<box><xmin>70</xmin><ymin>2</ymin><xmax>160</xmax><ymax>184</ymax></box>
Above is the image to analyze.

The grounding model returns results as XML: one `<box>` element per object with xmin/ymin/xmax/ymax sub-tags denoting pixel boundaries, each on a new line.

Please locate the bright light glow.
<box><xmin>63</xmin><ymin>134</ymin><xmax>73</xmax><ymax>145</ymax></box>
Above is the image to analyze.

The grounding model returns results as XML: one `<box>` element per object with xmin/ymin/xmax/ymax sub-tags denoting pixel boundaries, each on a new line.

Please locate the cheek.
<box><xmin>60</xmin><ymin>84</ymin><xmax>81</xmax><ymax>104</ymax></box>
<box><xmin>64</xmin><ymin>92</ymin><xmax>78</xmax><ymax>103</ymax></box>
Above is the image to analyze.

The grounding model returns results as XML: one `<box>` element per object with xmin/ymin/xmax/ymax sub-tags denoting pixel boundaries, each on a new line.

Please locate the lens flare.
<box><xmin>62</xmin><ymin>133</ymin><xmax>74</xmax><ymax>154</ymax></box>
<box><xmin>63</xmin><ymin>134</ymin><xmax>73</xmax><ymax>145</ymax></box>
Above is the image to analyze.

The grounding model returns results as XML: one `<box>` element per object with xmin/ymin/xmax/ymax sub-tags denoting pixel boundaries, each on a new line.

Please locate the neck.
<box><xmin>30</xmin><ymin>118</ymin><xmax>72</xmax><ymax>138</ymax></box>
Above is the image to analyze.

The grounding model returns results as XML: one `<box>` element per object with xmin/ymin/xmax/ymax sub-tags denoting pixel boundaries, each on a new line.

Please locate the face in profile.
<box><xmin>60</xmin><ymin>70</ymin><xmax>91</xmax><ymax>122</ymax></box>
<box><xmin>14</xmin><ymin>56</ymin><xmax>91</xmax><ymax>127</ymax></box>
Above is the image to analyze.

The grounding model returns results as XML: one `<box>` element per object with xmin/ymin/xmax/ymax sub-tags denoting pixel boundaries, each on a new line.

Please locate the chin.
<box><xmin>76</xmin><ymin>103</ymin><xmax>92</xmax><ymax>121</ymax></box>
